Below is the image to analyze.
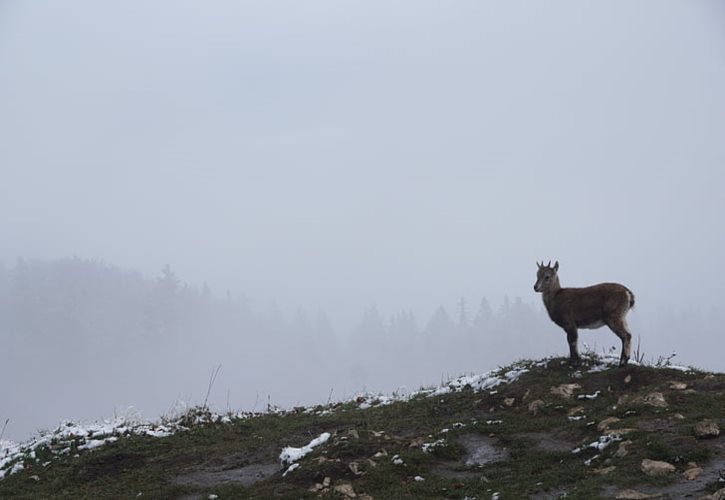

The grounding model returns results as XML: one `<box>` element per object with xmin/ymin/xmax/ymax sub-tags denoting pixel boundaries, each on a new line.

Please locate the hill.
<box><xmin>1</xmin><ymin>353</ymin><xmax>724</xmax><ymax>499</ymax></box>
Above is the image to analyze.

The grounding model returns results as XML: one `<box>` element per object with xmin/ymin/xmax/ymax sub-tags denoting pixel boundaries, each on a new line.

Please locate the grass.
<box><xmin>1</xmin><ymin>355</ymin><xmax>723</xmax><ymax>499</ymax></box>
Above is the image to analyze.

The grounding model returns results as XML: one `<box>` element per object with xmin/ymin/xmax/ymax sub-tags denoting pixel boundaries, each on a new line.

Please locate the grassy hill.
<box><xmin>1</xmin><ymin>353</ymin><xmax>724</xmax><ymax>499</ymax></box>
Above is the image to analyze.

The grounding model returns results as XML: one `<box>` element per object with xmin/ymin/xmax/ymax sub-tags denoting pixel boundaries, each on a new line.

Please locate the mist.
<box><xmin>1</xmin><ymin>1</ymin><xmax>724</xmax><ymax>442</ymax></box>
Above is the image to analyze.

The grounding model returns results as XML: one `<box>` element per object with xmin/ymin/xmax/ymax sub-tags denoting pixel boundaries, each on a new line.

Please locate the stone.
<box><xmin>568</xmin><ymin>406</ymin><xmax>585</xmax><ymax>417</ymax></box>
<box><xmin>603</xmin><ymin>428</ymin><xmax>636</xmax><ymax>436</ymax></box>
<box><xmin>642</xmin><ymin>392</ymin><xmax>668</xmax><ymax>408</ymax></box>
<box><xmin>408</xmin><ymin>437</ymin><xmax>425</xmax><ymax>448</ymax></box>
<box><xmin>528</xmin><ymin>400</ymin><xmax>546</xmax><ymax>415</ymax></box>
<box><xmin>597</xmin><ymin>417</ymin><xmax>621</xmax><ymax>432</ymax></box>
<box><xmin>550</xmin><ymin>384</ymin><xmax>581</xmax><ymax>399</ymax></box>
<box><xmin>504</xmin><ymin>397</ymin><xmax>515</xmax><ymax>407</ymax></box>
<box><xmin>624</xmin><ymin>374</ymin><xmax>632</xmax><ymax>384</ymax></box>
<box><xmin>615</xmin><ymin>489</ymin><xmax>663</xmax><ymax>499</ymax></box>
<box><xmin>669</xmin><ymin>381</ymin><xmax>687</xmax><ymax>390</ymax></box>
<box><xmin>592</xmin><ymin>465</ymin><xmax>616</xmax><ymax>475</ymax></box>
<box><xmin>700</xmin><ymin>487</ymin><xmax>725</xmax><ymax>500</ymax></box>
<box><xmin>712</xmin><ymin>488</ymin><xmax>725</xmax><ymax>500</ymax></box>
<box><xmin>683</xmin><ymin>466</ymin><xmax>703</xmax><ymax>480</ymax></box>
<box><xmin>641</xmin><ymin>458</ymin><xmax>675</xmax><ymax>476</ymax></box>
<box><xmin>614</xmin><ymin>440</ymin><xmax>633</xmax><ymax>458</ymax></box>
<box><xmin>348</xmin><ymin>462</ymin><xmax>364</xmax><ymax>476</ymax></box>
<box><xmin>694</xmin><ymin>419</ymin><xmax>720</xmax><ymax>439</ymax></box>
<box><xmin>334</xmin><ymin>482</ymin><xmax>357</xmax><ymax>498</ymax></box>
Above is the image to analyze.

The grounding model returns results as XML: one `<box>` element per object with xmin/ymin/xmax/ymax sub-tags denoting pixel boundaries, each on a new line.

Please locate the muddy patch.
<box><xmin>173</xmin><ymin>451</ymin><xmax>280</xmax><ymax>490</ymax></box>
<box><xmin>430</xmin><ymin>434</ymin><xmax>509</xmax><ymax>481</ymax></box>
<box><xmin>458</xmin><ymin>433</ymin><xmax>509</xmax><ymax>466</ymax></box>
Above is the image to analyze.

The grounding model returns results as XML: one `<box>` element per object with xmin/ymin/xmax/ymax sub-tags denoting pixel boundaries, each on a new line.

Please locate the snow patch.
<box><xmin>279</xmin><ymin>432</ymin><xmax>330</xmax><ymax>465</ymax></box>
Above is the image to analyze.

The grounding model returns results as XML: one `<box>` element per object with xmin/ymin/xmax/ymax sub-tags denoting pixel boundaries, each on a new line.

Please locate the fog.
<box><xmin>1</xmin><ymin>1</ymin><xmax>724</xmax><ymax>442</ymax></box>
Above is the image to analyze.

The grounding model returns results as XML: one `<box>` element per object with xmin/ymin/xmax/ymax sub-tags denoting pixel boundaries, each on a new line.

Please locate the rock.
<box><xmin>603</xmin><ymin>428</ymin><xmax>636</xmax><ymax>436</ymax></box>
<box><xmin>615</xmin><ymin>489</ymin><xmax>663</xmax><ymax>499</ymax></box>
<box><xmin>669</xmin><ymin>381</ymin><xmax>688</xmax><ymax>390</ymax></box>
<box><xmin>504</xmin><ymin>397</ymin><xmax>515</xmax><ymax>407</ymax></box>
<box><xmin>624</xmin><ymin>374</ymin><xmax>632</xmax><ymax>384</ymax></box>
<box><xmin>523</xmin><ymin>389</ymin><xmax>531</xmax><ymax>401</ymax></box>
<box><xmin>348</xmin><ymin>462</ymin><xmax>364</xmax><ymax>476</ymax></box>
<box><xmin>694</xmin><ymin>419</ymin><xmax>721</xmax><ymax>439</ymax></box>
<box><xmin>672</xmin><ymin>413</ymin><xmax>685</xmax><ymax>420</ymax></box>
<box><xmin>568</xmin><ymin>406</ymin><xmax>585</xmax><ymax>417</ymax></box>
<box><xmin>641</xmin><ymin>458</ymin><xmax>676</xmax><ymax>476</ymax></box>
<box><xmin>642</xmin><ymin>392</ymin><xmax>668</xmax><ymax>408</ymax></box>
<box><xmin>348</xmin><ymin>429</ymin><xmax>360</xmax><ymax>439</ymax></box>
<box><xmin>310</xmin><ymin>476</ymin><xmax>332</xmax><ymax>493</ymax></box>
<box><xmin>712</xmin><ymin>488</ymin><xmax>725</xmax><ymax>500</ymax></box>
<box><xmin>700</xmin><ymin>488</ymin><xmax>725</xmax><ymax>500</ymax></box>
<box><xmin>683</xmin><ymin>466</ymin><xmax>703</xmax><ymax>480</ymax></box>
<box><xmin>408</xmin><ymin>437</ymin><xmax>425</xmax><ymax>448</ymax></box>
<box><xmin>614</xmin><ymin>440</ymin><xmax>633</xmax><ymax>458</ymax></box>
<box><xmin>597</xmin><ymin>417</ymin><xmax>621</xmax><ymax>431</ymax></box>
<box><xmin>592</xmin><ymin>465</ymin><xmax>616</xmax><ymax>475</ymax></box>
<box><xmin>334</xmin><ymin>482</ymin><xmax>357</xmax><ymax>498</ymax></box>
<box><xmin>528</xmin><ymin>400</ymin><xmax>546</xmax><ymax>415</ymax></box>
<box><xmin>550</xmin><ymin>384</ymin><xmax>581</xmax><ymax>399</ymax></box>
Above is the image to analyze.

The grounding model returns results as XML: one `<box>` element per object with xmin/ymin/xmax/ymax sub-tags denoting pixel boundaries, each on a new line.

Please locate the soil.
<box><xmin>457</xmin><ymin>433</ymin><xmax>509</xmax><ymax>466</ymax></box>
<box><xmin>173</xmin><ymin>450</ymin><xmax>280</xmax><ymax>492</ymax></box>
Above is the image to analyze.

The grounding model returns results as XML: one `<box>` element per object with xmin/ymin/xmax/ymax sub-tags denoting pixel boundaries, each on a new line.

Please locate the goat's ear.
<box><xmin>553</xmin><ymin>261</ymin><xmax>559</xmax><ymax>271</ymax></box>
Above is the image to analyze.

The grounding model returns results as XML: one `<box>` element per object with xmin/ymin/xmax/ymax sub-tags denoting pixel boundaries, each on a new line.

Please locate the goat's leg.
<box><xmin>564</xmin><ymin>326</ymin><xmax>581</xmax><ymax>367</ymax></box>
<box><xmin>607</xmin><ymin>318</ymin><xmax>632</xmax><ymax>367</ymax></box>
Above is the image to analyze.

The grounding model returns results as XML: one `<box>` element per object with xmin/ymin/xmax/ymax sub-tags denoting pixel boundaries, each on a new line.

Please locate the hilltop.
<box><xmin>1</xmin><ymin>353</ymin><xmax>724</xmax><ymax>499</ymax></box>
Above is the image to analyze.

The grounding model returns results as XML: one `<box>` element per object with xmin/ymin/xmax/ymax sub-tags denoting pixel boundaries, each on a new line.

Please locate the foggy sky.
<box><xmin>1</xmin><ymin>2</ymin><xmax>725</xmax><ymax>439</ymax></box>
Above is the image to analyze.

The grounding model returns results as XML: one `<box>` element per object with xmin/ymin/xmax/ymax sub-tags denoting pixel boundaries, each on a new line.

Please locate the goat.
<box><xmin>534</xmin><ymin>261</ymin><xmax>635</xmax><ymax>367</ymax></box>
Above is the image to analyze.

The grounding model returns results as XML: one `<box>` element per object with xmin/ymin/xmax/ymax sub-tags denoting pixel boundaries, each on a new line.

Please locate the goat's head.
<box><xmin>534</xmin><ymin>260</ymin><xmax>559</xmax><ymax>293</ymax></box>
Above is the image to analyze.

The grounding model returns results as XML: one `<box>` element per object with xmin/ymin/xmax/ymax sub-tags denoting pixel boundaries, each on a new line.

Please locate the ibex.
<box><xmin>534</xmin><ymin>261</ymin><xmax>635</xmax><ymax>367</ymax></box>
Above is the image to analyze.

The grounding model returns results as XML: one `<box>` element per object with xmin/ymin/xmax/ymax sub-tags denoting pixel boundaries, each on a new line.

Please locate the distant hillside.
<box><xmin>1</xmin><ymin>353</ymin><xmax>724</xmax><ymax>499</ymax></box>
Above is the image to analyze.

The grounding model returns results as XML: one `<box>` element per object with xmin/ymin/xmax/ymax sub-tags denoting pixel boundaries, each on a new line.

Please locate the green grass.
<box><xmin>1</xmin><ymin>356</ymin><xmax>723</xmax><ymax>499</ymax></box>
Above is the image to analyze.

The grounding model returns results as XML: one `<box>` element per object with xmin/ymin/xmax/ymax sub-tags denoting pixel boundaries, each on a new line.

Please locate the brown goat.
<box><xmin>534</xmin><ymin>261</ymin><xmax>635</xmax><ymax>367</ymax></box>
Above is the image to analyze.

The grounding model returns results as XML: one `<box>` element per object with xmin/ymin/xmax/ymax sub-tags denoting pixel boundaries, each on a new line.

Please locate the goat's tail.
<box><xmin>626</xmin><ymin>288</ymin><xmax>635</xmax><ymax>309</ymax></box>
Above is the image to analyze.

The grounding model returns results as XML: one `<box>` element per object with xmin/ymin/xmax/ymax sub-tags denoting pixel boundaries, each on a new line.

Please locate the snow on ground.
<box><xmin>279</xmin><ymin>432</ymin><xmax>331</xmax><ymax>465</ymax></box>
<box><xmin>353</xmin><ymin>362</ymin><xmax>531</xmax><ymax>410</ymax></box>
<box><xmin>0</xmin><ymin>409</ymin><xmax>257</xmax><ymax>479</ymax></box>
<box><xmin>1</xmin><ymin>353</ymin><xmax>695</xmax><ymax>480</ymax></box>
<box><xmin>571</xmin><ymin>434</ymin><xmax>623</xmax><ymax>455</ymax></box>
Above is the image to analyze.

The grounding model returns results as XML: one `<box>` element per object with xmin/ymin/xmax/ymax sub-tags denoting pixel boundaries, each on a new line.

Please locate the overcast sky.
<box><xmin>2</xmin><ymin>1</ymin><xmax>725</xmax><ymax>331</ymax></box>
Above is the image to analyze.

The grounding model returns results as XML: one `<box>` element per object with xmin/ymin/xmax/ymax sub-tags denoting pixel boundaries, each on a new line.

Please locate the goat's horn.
<box><xmin>547</xmin><ymin>260</ymin><xmax>551</xmax><ymax>267</ymax></box>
